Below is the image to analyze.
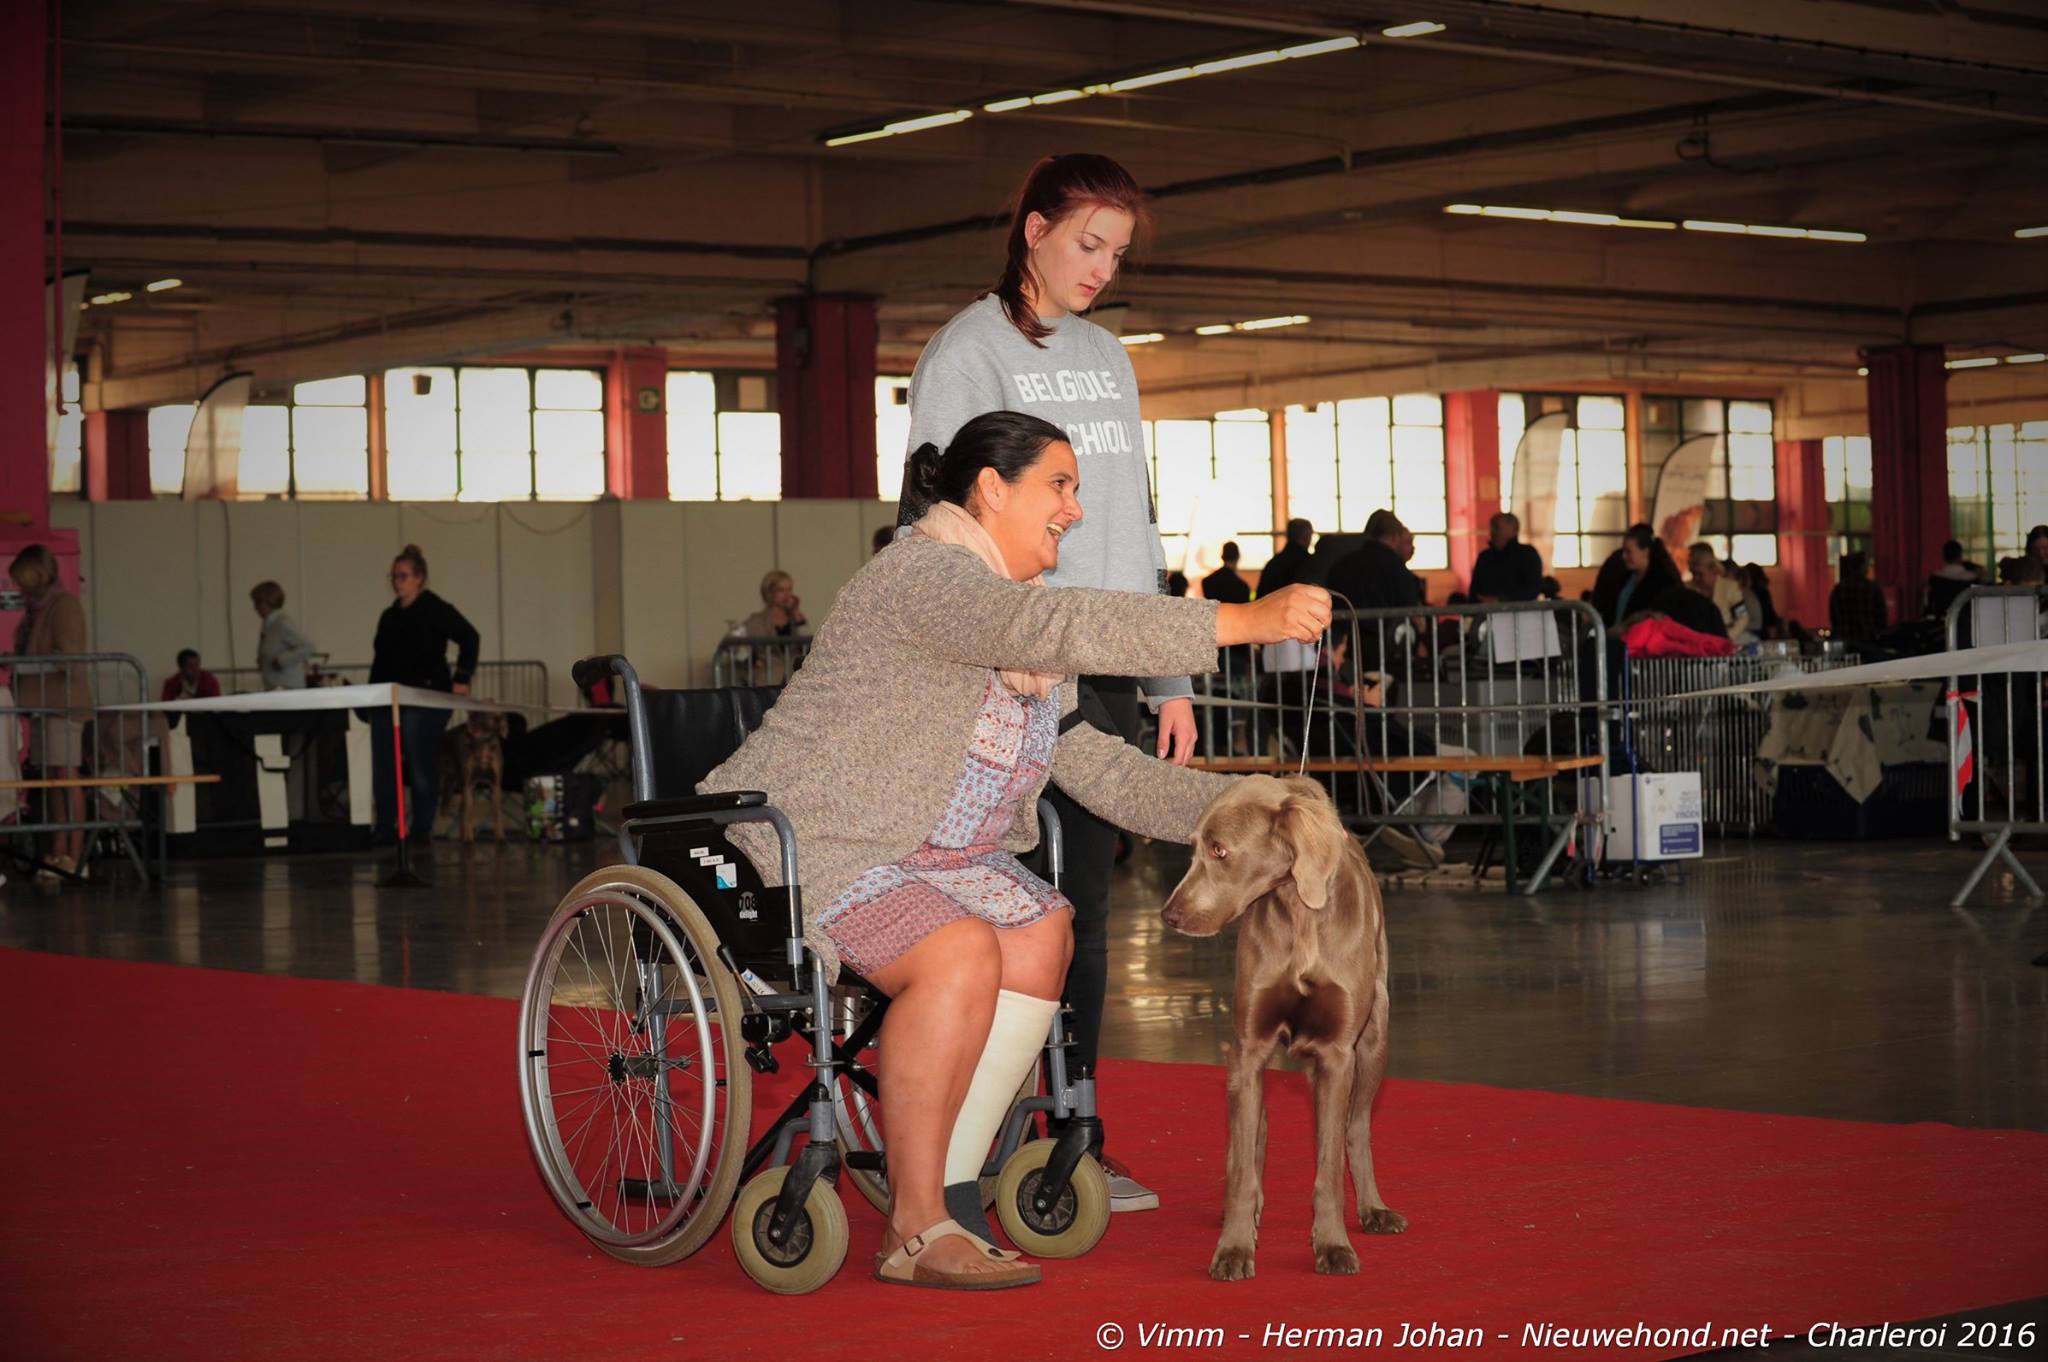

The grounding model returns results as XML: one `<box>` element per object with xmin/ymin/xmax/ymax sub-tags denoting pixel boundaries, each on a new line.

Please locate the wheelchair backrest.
<box><xmin>637</xmin><ymin>684</ymin><xmax>783</xmax><ymax>802</ymax></box>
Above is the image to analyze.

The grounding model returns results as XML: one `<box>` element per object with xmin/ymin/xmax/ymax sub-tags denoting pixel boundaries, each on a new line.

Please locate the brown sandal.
<box><xmin>874</xmin><ymin>1219</ymin><xmax>1041</xmax><ymax>1291</ymax></box>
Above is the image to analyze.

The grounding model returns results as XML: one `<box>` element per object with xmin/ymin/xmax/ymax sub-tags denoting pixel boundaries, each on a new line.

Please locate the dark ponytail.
<box><xmin>900</xmin><ymin>411</ymin><xmax>1069</xmax><ymax>524</ymax></box>
<box><xmin>395</xmin><ymin>543</ymin><xmax>428</xmax><ymax>583</ymax></box>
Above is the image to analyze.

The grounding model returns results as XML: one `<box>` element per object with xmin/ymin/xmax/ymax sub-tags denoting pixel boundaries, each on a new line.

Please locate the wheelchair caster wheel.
<box><xmin>994</xmin><ymin>1138</ymin><xmax>1109</xmax><ymax>1260</ymax></box>
<box><xmin>732</xmin><ymin>1166</ymin><xmax>848</xmax><ymax>1295</ymax></box>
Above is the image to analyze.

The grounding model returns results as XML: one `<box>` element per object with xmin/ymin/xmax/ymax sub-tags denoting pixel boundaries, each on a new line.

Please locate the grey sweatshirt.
<box><xmin>896</xmin><ymin>293</ymin><xmax>1190</xmax><ymax>705</ymax></box>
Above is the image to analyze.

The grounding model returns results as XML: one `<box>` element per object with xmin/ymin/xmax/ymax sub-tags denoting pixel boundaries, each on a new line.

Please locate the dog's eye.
<box><xmin>1209</xmin><ymin>843</ymin><xmax>1228</xmax><ymax>861</ymax></box>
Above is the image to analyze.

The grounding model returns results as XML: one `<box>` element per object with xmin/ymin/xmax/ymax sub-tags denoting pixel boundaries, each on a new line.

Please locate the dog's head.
<box><xmin>1161</xmin><ymin>775</ymin><xmax>1350</xmax><ymax>936</ymax></box>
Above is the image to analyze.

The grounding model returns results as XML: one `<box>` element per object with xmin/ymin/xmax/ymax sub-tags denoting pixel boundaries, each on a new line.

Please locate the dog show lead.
<box><xmin>708</xmin><ymin>411</ymin><xmax>1329</xmax><ymax>1289</ymax></box>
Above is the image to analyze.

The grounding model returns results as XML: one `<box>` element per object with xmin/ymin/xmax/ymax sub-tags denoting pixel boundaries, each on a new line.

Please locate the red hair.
<box><xmin>991</xmin><ymin>153</ymin><xmax>1148</xmax><ymax>347</ymax></box>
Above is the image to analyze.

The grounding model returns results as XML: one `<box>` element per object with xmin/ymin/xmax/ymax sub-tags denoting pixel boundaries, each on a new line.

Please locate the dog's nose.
<box><xmin>1161</xmin><ymin>903</ymin><xmax>1183</xmax><ymax>930</ymax></box>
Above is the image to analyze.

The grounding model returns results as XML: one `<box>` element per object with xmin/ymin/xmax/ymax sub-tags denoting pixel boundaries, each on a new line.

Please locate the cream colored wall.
<box><xmin>50</xmin><ymin>498</ymin><xmax>893</xmax><ymax>701</ymax></box>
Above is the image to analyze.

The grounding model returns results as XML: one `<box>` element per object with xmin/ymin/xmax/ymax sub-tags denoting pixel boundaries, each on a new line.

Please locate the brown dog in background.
<box><xmin>438</xmin><ymin>712</ymin><xmax>508</xmax><ymax>843</ymax></box>
<box><xmin>1162</xmin><ymin>774</ymin><xmax>1405</xmax><ymax>1281</ymax></box>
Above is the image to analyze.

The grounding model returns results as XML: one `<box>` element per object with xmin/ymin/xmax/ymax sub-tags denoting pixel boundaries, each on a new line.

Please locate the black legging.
<box><xmin>1032</xmin><ymin>676</ymin><xmax>1142</xmax><ymax>1086</ymax></box>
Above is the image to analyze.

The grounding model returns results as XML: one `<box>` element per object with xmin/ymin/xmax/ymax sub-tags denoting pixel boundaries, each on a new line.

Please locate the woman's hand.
<box><xmin>1216</xmin><ymin>585</ymin><xmax>1331</xmax><ymax>646</ymax></box>
<box><xmin>452</xmin><ymin>682</ymin><xmax>471</xmax><ymax>697</ymax></box>
<box><xmin>1154</xmin><ymin>696</ymin><xmax>1196</xmax><ymax>766</ymax></box>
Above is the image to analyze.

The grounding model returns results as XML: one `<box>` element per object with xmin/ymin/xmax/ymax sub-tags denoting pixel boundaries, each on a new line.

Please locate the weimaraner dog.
<box><xmin>1162</xmin><ymin>775</ymin><xmax>1405</xmax><ymax>1280</ymax></box>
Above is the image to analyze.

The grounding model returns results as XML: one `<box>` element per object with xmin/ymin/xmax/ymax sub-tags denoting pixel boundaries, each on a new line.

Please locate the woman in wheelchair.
<box><xmin>705</xmin><ymin>410</ymin><xmax>1331</xmax><ymax>1289</ymax></box>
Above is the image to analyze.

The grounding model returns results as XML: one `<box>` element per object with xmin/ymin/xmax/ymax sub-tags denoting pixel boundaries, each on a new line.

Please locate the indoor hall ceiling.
<box><xmin>49</xmin><ymin>0</ymin><xmax>2048</xmax><ymax>414</ymax></box>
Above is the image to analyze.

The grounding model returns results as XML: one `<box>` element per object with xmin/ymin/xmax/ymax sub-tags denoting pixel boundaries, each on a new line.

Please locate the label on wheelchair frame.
<box><xmin>736</xmin><ymin>967</ymin><xmax>777</xmax><ymax>998</ymax></box>
<box><xmin>689</xmin><ymin>845</ymin><xmax>739</xmax><ymax>891</ymax></box>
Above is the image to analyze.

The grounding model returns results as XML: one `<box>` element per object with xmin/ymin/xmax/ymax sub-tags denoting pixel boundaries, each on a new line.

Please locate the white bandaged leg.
<box><xmin>942</xmin><ymin>988</ymin><xmax>1057</xmax><ymax>1246</ymax></box>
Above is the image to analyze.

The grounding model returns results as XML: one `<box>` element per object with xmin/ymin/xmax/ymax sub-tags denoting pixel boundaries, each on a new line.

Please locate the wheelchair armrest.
<box><xmin>623</xmin><ymin>790</ymin><xmax>767</xmax><ymax>822</ymax></box>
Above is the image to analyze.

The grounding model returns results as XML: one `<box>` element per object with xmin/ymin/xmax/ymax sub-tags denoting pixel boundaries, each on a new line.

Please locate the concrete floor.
<box><xmin>6</xmin><ymin>833</ymin><xmax>2043</xmax><ymax>1131</ymax></box>
<box><xmin>5</xmin><ymin>831</ymin><xmax>2044</xmax><ymax>1358</ymax></box>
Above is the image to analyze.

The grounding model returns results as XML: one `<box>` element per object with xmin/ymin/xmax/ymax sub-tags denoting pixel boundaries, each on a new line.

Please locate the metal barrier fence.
<box><xmin>1620</xmin><ymin>653</ymin><xmax>1862</xmax><ymax>835</ymax></box>
<box><xmin>1945</xmin><ymin>584</ymin><xmax>2047</xmax><ymax>906</ymax></box>
<box><xmin>712</xmin><ymin>636</ymin><xmax>811</xmax><ymax>689</ymax></box>
<box><xmin>1193</xmin><ymin>597</ymin><xmax>1610</xmax><ymax>889</ymax></box>
<box><xmin>214</xmin><ymin>658</ymin><xmax>553</xmax><ymax>710</ymax></box>
<box><xmin>0</xmin><ymin>650</ymin><xmax>158</xmax><ymax>878</ymax></box>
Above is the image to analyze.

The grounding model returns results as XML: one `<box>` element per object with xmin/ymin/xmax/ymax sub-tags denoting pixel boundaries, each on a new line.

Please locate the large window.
<box><xmin>1949</xmin><ymin>422</ymin><xmax>2048</xmax><ymax>566</ymax></box>
<box><xmin>1643</xmin><ymin>395</ymin><xmax>1778</xmax><ymax>565</ymax></box>
<box><xmin>666</xmin><ymin>371</ymin><xmax>781</xmax><ymax>501</ymax></box>
<box><xmin>292</xmin><ymin>375</ymin><xmax>370</xmax><ymax>499</ymax></box>
<box><xmin>876</xmin><ymin>376</ymin><xmax>911</xmax><ymax>501</ymax></box>
<box><xmin>1498</xmin><ymin>392</ymin><xmax>1629</xmax><ymax>569</ymax></box>
<box><xmin>1143</xmin><ymin>410</ymin><xmax>1276</xmax><ymax>572</ymax></box>
<box><xmin>1823</xmin><ymin>434</ymin><xmax>1873</xmax><ymax>562</ymax></box>
<box><xmin>385</xmin><ymin>365</ymin><xmax>603</xmax><ymax>501</ymax></box>
<box><xmin>52</xmin><ymin>368</ymin><xmax>81</xmax><ymax>495</ymax></box>
<box><xmin>1282</xmin><ymin>395</ymin><xmax>1449</xmax><ymax>568</ymax></box>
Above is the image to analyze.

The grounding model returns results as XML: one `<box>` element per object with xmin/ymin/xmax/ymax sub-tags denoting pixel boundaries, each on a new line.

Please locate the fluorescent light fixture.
<box><xmin>2005</xmin><ymin>353</ymin><xmax>2046</xmax><ymax>364</ymax></box>
<box><xmin>1381</xmin><ymin>21</ymin><xmax>1446</xmax><ymax>38</ymax></box>
<box><xmin>1683</xmin><ymin>219</ymin><xmax>1748</xmax><ymax>235</ymax></box>
<box><xmin>1119</xmin><ymin>332</ymin><xmax>1166</xmax><ymax>346</ymax></box>
<box><xmin>1279</xmin><ymin>37</ymin><xmax>1361</xmax><ymax>58</ymax></box>
<box><xmin>831</xmin><ymin>35</ymin><xmax>1362</xmax><ymax>147</ymax></box>
<box><xmin>1616</xmin><ymin>217</ymin><xmax>1677</xmax><ymax>230</ymax></box>
<box><xmin>1444</xmin><ymin>204</ymin><xmax>1671</xmax><ymax>230</ymax></box>
<box><xmin>1805</xmin><ymin>229</ymin><xmax>1868</xmax><ymax>242</ymax></box>
<box><xmin>1946</xmin><ymin>357</ymin><xmax>1999</xmax><ymax>369</ymax></box>
<box><xmin>1194</xmin><ymin>323</ymin><xmax>1235</xmax><ymax>336</ymax></box>
<box><xmin>145</xmin><ymin>278</ymin><xmax>183</xmax><ymax>292</ymax></box>
<box><xmin>1682</xmin><ymin>219</ymin><xmax>1865</xmax><ymax>242</ymax></box>
<box><xmin>1193</xmin><ymin>51</ymin><xmax>1284</xmax><ymax>76</ymax></box>
<box><xmin>1235</xmin><ymin>314</ymin><xmax>1310</xmax><ymax>331</ymax></box>
<box><xmin>1548</xmin><ymin>210</ymin><xmax>1620</xmax><ymax>226</ymax></box>
<box><xmin>1108</xmin><ymin>66</ymin><xmax>1195</xmax><ymax>92</ymax></box>
<box><xmin>2015</xmin><ymin>226</ymin><xmax>2048</xmax><ymax>239</ymax></box>
<box><xmin>1444</xmin><ymin>203</ymin><xmax>1483</xmax><ymax>215</ymax></box>
<box><xmin>1856</xmin><ymin>367</ymin><xmax>1869</xmax><ymax>376</ymax></box>
<box><xmin>88</xmin><ymin>290</ymin><xmax>133</xmax><ymax>305</ymax></box>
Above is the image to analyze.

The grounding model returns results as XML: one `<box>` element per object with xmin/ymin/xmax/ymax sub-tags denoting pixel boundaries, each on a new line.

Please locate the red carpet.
<box><xmin>3</xmin><ymin>948</ymin><xmax>2044</xmax><ymax>1362</ymax></box>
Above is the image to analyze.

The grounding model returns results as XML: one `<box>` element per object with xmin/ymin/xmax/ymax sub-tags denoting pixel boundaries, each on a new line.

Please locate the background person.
<box><xmin>251</xmin><ymin>581</ymin><xmax>316</xmax><ymax>690</ymax></box>
<box><xmin>9</xmin><ymin>544</ymin><xmax>91</xmax><ymax>881</ymax></box>
<box><xmin>160</xmin><ymin>649</ymin><xmax>221</xmax><ymax>702</ymax></box>
<box><xmin>367</xmin><ymin>544</ymin><xmax>479</xmax><ymax>848</ymax></box>
<box><xmin>888</xmin><ymin>152</ymin><xmax>1187</xmax><ymax>1212</ymax></box>
<box><xmin>1470</xmin><ymin>512</ymin><xmax>1543</xmax><ymax>602</ymax></box>
<box><xmin>1259</xmin><ymin>518</ymin><xmax>1315</xmax><ymax>594</ymax></box>
<box><xmin>1828</xmin><ymin>552</ymin><xmax>1889</xmax><ymax>650</ymax></box>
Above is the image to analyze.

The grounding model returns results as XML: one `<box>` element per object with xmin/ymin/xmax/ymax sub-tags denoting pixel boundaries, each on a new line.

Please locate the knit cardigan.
<box><xmin>703</xmin><ymin>534</ymin><xmax>1235</xmax><ymax>978</ymax></box>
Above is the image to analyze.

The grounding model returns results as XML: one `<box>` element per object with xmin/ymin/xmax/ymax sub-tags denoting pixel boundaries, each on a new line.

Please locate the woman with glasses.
<box><xmin>368</xmin><ymin>544</ymin><xmax>480</xmax><ymax>849</ymax></box>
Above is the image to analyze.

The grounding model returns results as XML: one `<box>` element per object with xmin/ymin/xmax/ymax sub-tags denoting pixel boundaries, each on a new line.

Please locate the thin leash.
<box><xmin>1297</xmin><ymin>629</ymin><xmax>1325</xmax><ymax>777</ymax></box>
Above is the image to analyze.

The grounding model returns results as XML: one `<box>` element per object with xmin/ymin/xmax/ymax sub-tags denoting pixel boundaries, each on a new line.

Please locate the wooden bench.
<box><xmin>2</xmin><ymin>773</ymin><xmax>221</xmax><ymax>880</ymax></box>
<box><xmin>1190</xmin><ymin>753</ymin><xmax>1602</xmax><ymax>893</ymax></box>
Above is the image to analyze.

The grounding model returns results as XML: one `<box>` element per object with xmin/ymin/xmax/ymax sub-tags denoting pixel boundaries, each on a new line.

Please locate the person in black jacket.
<box><xmin>1469</xmin><ymin>512</ymin><xmax>1543</xmax><ymax>602</ymax></box>
<box><xmin>369</xmin><ymin>543</ymin><xmax>481</xmax><ymax>844</ymax></box>
<box><xmin>1325</xmin><ymin>510</ymin><xmax>1425</xmax><ymax>675</ymax></box>
<box><xmin>1591</xmin><ymin>524</ymin><xmax>1683</xmax><ymax>630</ymax></box>
<box><xmin>1259</xmin><ymin>518</ymin><xmax>1314</xmax><ymax>594</ymax></box>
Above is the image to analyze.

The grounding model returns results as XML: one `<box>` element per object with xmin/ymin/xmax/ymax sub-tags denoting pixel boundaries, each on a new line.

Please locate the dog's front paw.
<box><xmin>1314</xmin><ymin>1241</ymin><xmax>1360</xmax><ymax>1276</ymax></box>
<box><xmin>1360</xmin><ymin>1206</ymin><xmax>1408</xmax><ymax>1235</ymax></box>
<box><xmin>1209</xmin><ymin>1243</ymin><xmax>1256</xmax><ymax>1282</ymax></box>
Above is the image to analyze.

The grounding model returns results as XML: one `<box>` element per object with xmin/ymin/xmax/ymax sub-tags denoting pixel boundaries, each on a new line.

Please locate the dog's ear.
<box><xmin>1275</xmin><ymin>783</ymin><xmax>1346</xmax><ymax>909</ymax></box>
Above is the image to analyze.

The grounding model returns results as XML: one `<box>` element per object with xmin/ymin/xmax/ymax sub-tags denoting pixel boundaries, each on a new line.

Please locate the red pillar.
<box><xmin>2</xmin><ymin>1</ymin><xmax>49</xmax><ymax>526</ymax></box>
<box><xmin>1774</xmin><ymin>438</ymin><xmax>1830</xmax><ymax>630</ymax></box>
<box><xmin>85</xmin><ymin>409</ymin><xmax>151</xmax><ymax>500</ymax></box>
<box><xmin>775</xmin><ymin>294</ymin><xmax>877</xmax><ymax>499</ymax></box>
<box><xmin>1863</xmin><ymin>344</ymin><xmax>1950</xmax><ymax>619</ymax></box>
<box><xmin>1442</xmin><ymin>389</ymin><xmax>1501</xmax><ymax>591</ymax></box>
<box><xmin>603</xmin><ymin>347</ymin><xmax>669</xmax><ymax>499</ymax></box>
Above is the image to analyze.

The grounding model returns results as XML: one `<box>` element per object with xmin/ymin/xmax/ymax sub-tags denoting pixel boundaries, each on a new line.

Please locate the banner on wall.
<box><xmin>1651</xmin><ymin>433</ymin><xmax>1723</xmax><ymax>554</ymax></box>
<box><xmin>1509</xmin><ymin>411</ymin><xmax>1566</xmax><ymax>572</ymax></box>
<box><xmin>46</xmin><ymin>271</ymin><xmax>87</xmax><ymax>472</ymax></box>
<box><xmin>181</xmin><ymin>372</ymin><xmax>254</xmax><ymax>501</ymax></box>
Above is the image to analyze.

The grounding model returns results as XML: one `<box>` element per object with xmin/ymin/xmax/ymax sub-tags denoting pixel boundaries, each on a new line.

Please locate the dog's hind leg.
<box><xmin>1345</xmin><ymin>961</ymin><xmax>1406</xmax><ymax>1235</ymax></box>
<box><xmin>1211</xmin><ymin>1033</ymin><xmax>1279</xmax><ymax>1282</ymax></box>
<box><xmin>1310</xmin><ymin>1045</ymin><xmax>1361</xmax><ymax>1274</ymax></box>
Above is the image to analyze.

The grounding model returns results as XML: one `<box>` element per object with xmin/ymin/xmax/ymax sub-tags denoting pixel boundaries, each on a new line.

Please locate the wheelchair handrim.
<box><xmin>518</xmin><ymin>886</ymin><xmax>729</xmax><ymax>1250</ymax></box>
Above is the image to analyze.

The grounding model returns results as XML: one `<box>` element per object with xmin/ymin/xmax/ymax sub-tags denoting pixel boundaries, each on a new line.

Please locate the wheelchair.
<box><xmin>517</xmin><ymin>655</ymin><xmax>1113</xmax><ymax>1293</ymax></box>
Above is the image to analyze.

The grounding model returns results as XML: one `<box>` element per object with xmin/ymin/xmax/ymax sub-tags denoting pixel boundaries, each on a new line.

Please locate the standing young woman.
<box><xmin>893</xmin><ymin>153</ymin><xmax>1190</xmax><ymax>1213</ymax></box>
<box><xmin>368</xmin><ymin>544</ymin><xmax>481</xmax><ymax>849</ymax></box>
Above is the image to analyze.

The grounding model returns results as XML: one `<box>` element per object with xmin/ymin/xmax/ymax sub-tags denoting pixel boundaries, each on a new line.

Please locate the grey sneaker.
<box><xmin>1376</xmin><ymin>824</ymin><xmax>1444</xmax><ymax>871</ymax></box>
<box><xmin>1099</xmin><ymin>1153</ymin><xmax>1159</xmax><ymax>1213</ymax></box>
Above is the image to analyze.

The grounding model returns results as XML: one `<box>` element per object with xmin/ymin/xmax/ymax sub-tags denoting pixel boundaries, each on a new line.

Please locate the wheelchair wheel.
<box><xmin>994</xmin><ymin>1138</ymin><xmax>1110</xmax><ymax>1260</ymax></box>
<box><xmin>518</xmin><ymin>865</ymin><xmax>750</xmax><ymax>1267</ymax></box>
<box><xmin>731</xmin><ymin>1165</ymin><xmax>848</xmax><ymax>1295</ymax></box>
